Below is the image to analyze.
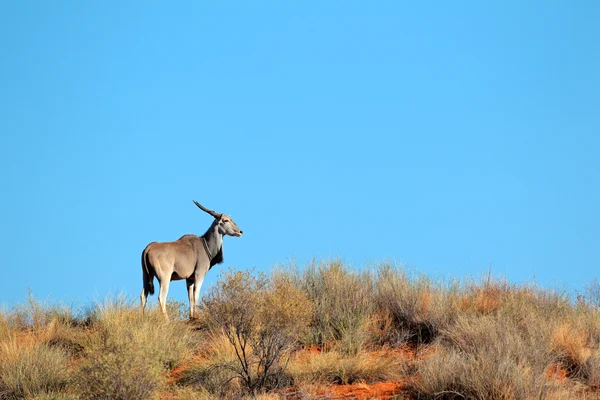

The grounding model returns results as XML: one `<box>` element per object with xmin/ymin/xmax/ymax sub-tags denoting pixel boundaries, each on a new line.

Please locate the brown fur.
<box><xmin>141</xmin><ymin>201</ymin><xmax>242</xmax><ymax>319</ymax></box>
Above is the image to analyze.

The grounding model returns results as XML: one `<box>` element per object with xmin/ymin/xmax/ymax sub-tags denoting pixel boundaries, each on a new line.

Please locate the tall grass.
<box><xmin>283</xmin><ymin>260</ymin><xmax>375</xmax><ymax>354</ymax></box>
<box><xmin>73</xmin><ymin>296</ymin><xmax>197</xmax><ymax>400</ymax></box>
<box><xmin>0</xmin><ymin>340</ymin><xmax>70</xmax><ymax>400</ymax></box>
<box><xmin>374</xmin><ymin>263</ymin><xmax>459</xmax><ymax>345</ymax></box>
<box><xmin>177</xmin><ymin>330</ymin><xmax>242</xmax><ymax>398</ymax></box>
<box><xmin>412</xmin><ymin>314</ymin><xmax>560</xmax><ymax>399</ymax></box>
<box><xmin>0</xmin><ymin>298</ymin><xmax>83</xmax><ymax>400</ymax></box>
<box><xmin>551</xmin><ymin>315</ymin><xmax>600</xmax><ymax>385</ymax></box>
<box><xmin>2</xmin><ymin>262</ymin><xmax>600</xmax><ymax>399</ymax></box>
<box><xmin>410</xmin><ymin>280</ymin><xmax>596</xmax><ymax>399</ymax></box>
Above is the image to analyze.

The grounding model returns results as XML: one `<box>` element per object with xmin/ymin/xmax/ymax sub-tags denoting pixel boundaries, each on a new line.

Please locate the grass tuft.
<box><xmin>285</xmin><ymin>260</ymin><xmax>375</xmax><ymax>354</ymax></box>
<box><xmin>374</xmin><ymin>263</ymin><xmax>458</xmax><ymax>345</ymax></box>
<box><xmin>288</xmin><ymin>350</ymin><xmax>405</xmax><ymax>386</ymax></box>
<box><xmin>0</xmin><ymin>340</ymin><xmax>70</xmax><ymax>400</ymax></box>
<box><xmin>72</xmin><ymin>296</ymin><xmax>197</xmax><ymax>400</ymax></box>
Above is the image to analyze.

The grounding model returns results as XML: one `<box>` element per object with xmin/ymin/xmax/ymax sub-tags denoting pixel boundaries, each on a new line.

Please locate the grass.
<box><xmin>73</xmin><ymin>296</ymin><xmax>198</xmax><ymax>400</ymax></box>
<box><xmin>282</xmin><ymin>260</ymin><xmax>375</xmax><ymax>354</ymax></box>
<box><xmin>374</xmin><ymin>263</ymin><xmax>459</xmax><ymax>346</ymax></box>
<box><xmin>409</xmin><ymin>281</ymin><xmax>596</xmax><ymax>399</ymax></box>
<box><xmin>1</xmin><ymin>261</ymin><xmax>600</xmax><ymax>399</ymax></box>
<box><xmin>551</xmin><ymin>318</ymin><xmax>600</xmax><ymax>385</ymax></box>
<box><xmin>176</xmin><ymin>330</ymin><xmax>245</xmax><ymax>398</ymax></box>
<box><xmin>0</xmin><ymin>340</ymin><xmax>70</xmax><ymax>400</ymax></box>
<box><xmin>287</xmin><ymin>350</ymin><xmax>405</xmax><ymax>385</ymax></box>
<box><xmin>411</xmin><ymin>314</ymin><xmax>565</xmax><ymax>399</ymax></box>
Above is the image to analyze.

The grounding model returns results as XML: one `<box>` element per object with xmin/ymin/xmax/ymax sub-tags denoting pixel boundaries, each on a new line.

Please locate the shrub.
<box><xmin>201</xmin><ymin>269</ymin><xmax>312</xmax><ymax>394</ymax></box>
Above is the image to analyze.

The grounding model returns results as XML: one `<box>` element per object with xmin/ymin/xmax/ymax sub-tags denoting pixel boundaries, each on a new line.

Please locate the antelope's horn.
<box><xmin>193</xmin><ymin>200</ymin><xmax>222</xmax><ymax>219</ymax></box>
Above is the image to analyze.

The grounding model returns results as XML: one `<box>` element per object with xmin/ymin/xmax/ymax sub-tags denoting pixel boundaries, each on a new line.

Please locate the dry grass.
<box><xmin>72</xmin><ymin>296</ymin><xmax>198</xmax><ymax>400</ymax></box>
<box><xmin>459</xmin><ymin>280</ymin><xmax>506</xmax><ymax>314</ymax></box>
<box><xmin>0</xmin><ymin>312</ymin><xmax>11</xmax><ymax>342</ymax></box>
<box><xmin>287</xmin><ymin>350</ymin><xmax>405</xmax><ymax>386</ymax></box>
<box><xmin>3</xmin><ymin>263</ymin><xmax>600</xmax><ymax>399</ymax></box>
<box><xmin>409</xmin><ymin>282</ymin><xmax>596</xmax><ymax>399</ymax></box>
<box><xmin>283</xmin><ymin>260</ymin><xmax>375</xmax><ymax>354</ymax></box>
<box><xmin>411</xmin><ymin>315</ymin><xmax>559</xmax><ymax>399</ymax></box>
<box><xmin>0</xmin><ymin>299</ymin><xmax>82</xmax><ymax>400</ymax></box>
<box><xmin>85</xmin><ymin>296</ymin><xmax>197</xmax><ymax>368</ymax></box>
<box><xmin>0</xmin><ymin>339</ymin><xmax>70</xmax><ymax>400</ymax></box>
<box><xmin>176</xmin><ymin>330</ymin><xmax>242</xmax><ymax>398</ymax></box>
<box><xmin>551</xmin><ymin>318</ymin><xmax>600</xmax><ymax>385</ymax></box>
<box><xmin>412</xmin><ymin>347</ymin><xmax>582</xmax><ymax>400</ymax></box>
<box><xmin>552</xmin><ymin>323</ymin><xmax>592</xmax><ymax>371</ymax></box>
<box><xmin>374</xmin><ymin>263</ymin><xmax>459</xmax><ymax>345</ymax></box>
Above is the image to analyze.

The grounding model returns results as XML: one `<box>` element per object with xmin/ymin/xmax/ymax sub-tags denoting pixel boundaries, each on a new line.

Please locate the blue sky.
<box><xmin>1</xmin><ymin>2</ymin><xmax>598</xmax><ymax>307</ymax></box>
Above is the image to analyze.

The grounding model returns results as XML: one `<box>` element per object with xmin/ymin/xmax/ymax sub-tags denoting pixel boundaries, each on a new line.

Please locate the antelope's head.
<box><xmin>193</xmin><ymin>200</ymin><xmax>243</xmax><ymax>237</ymax></box>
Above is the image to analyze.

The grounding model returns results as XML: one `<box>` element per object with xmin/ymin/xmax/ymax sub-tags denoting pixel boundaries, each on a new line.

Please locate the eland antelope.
<box><xmin>141</xmin><ymin>201</ymin><xmax>243</xmax><ymax>319</ymax></box>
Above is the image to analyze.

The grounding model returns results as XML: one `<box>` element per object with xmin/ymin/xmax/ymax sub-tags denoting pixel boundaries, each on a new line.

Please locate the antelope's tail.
<box><xmin>141</xmin><ymin>248</ymin><xmax>155</xmax><ymax>296</ymax></box>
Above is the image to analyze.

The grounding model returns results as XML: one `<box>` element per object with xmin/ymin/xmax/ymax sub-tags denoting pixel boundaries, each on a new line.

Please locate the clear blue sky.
<box><xmin>1</xmin><ymin>2</ymin><xmax>598</xmax><ymax>307</ymax></box>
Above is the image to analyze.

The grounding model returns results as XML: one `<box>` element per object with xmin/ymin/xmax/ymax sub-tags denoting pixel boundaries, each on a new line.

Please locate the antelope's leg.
<box><xmin>192</xmin><ymin>276</ymin><xmax>204</xmax><ymax>319</ymax></box>
<box><xmin>186</xmin><ymin>279</ymin><xmax>195</xmax><ymax>319</ymax></box>
<box><xmin>140</xmin><ymin>288</ymin><xmax>148</xmax><ymax>313</ymax></box>
<box><xmin>157</xmin><ymin>279</ymin><xmax>171</xmax><ymax>320</ymax></box>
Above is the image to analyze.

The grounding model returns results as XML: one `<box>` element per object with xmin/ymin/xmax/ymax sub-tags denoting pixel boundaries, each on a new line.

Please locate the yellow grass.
<box><xmin>287</xmin><ymin>350</ymin><xmax>405</xmax><ymax>385</ymax></box>
<box><xmin>552</xmin><ymin>323</ymin><xmax>592</xmax><ymax>367</ymax></box>
<box><xmin>1</xmin><ymin>262</ymin><xmax>600</xmax><ymax>398</ymax></box>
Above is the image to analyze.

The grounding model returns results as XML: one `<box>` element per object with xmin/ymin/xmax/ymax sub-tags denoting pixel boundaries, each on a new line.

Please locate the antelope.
<box><xmin>141</xmin><ymin>201</ymin><xmax>243</xmax><ymax>319</ymax></box>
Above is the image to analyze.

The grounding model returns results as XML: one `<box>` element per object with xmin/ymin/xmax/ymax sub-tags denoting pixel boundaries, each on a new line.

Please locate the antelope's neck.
<box><xmin>203</xmin><ymin>225</ymin><xmax>222</xmax><ymax>259</ymax></box>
